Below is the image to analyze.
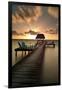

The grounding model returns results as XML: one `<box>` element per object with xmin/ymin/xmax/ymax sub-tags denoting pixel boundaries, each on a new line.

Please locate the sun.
<box><xmin>26</xmin><ymin>34</ymin><xmax>36</xmax><ymax>39</ymax></box>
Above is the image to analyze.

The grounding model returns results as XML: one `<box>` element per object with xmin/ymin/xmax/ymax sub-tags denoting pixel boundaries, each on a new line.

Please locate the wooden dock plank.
<box><xmin>12</xmin><ymin>42</ymin><xmax>46</xmax><ymax>88</ymax></box>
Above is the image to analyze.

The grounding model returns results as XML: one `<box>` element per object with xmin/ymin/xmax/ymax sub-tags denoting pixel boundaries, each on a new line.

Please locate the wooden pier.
<box><xmin>12</xmin><ymin>42</ymin><xmax>46</xmax><ymax>88</ymax></box>
<box><xmin>46</xmin><ymin>40</ymin><xmax>55</xmax><ymax>47</ymax></box>
<box><xmin>15</xmin><ymin>47</ymin><xmax>37</xmax><ymax>62</ymax></box>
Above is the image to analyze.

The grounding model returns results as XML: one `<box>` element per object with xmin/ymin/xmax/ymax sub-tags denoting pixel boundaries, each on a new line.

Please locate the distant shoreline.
<box><xmin>12</xmin><ymin>39</ymin><xmax>58</xmax><ymax>41</ymax></box>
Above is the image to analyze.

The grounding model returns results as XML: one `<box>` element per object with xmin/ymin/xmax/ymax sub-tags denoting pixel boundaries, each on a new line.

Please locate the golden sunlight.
<box><xmin>45</xmin><ymin>33</ymin><xmax>58</xmax><ymax>40</ymax></box>
<box><xmin>12</xmin><ymin>33</ymin><xmax>58</xmax><ymax>40</ymax></box>
<box><xmin>25</xmin><ymin>34</ymin><xmax>36</xmax><ymax>39</ymax></box>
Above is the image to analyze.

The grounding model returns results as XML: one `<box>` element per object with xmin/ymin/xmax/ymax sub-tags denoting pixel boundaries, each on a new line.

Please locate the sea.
<box><xmin>12</xmin><ymin>39</ymin><xmax>59</xmax><ymax>84</ymax></box>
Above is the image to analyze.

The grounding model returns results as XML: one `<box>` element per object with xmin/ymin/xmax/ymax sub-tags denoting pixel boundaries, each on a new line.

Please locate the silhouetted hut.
<box><xmin>35</xmin><ymin>34</ymin><xmax>45</xmax><ymax>47</ymax></box>
<box><xmin>36</xmin><ymin>34</ymin><xmax>45</xmax><ymax>40</ymax></box>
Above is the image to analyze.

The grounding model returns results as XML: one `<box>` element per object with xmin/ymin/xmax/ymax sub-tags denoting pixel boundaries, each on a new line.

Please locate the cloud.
<box><xmin>12</xmin><ymin>31</ymin><xmax>19</xmax><ymax>35</ymax></box>
<box><xmin>48</xmin><ymin>7</ymin><xmax>59</xmax><ymax>18</ymax></box>
<box><xmin>46</xmin><ymin>28</ymin><xmax>57</xmax><ymax>34</ymax></box>
<box><xmin>12</xmin><ymin>31</ymin><xmax>25</xmax><ymax>36</ymax></box>
<box><xmin>12</xmin><ymin>14</ymin><xmax>24</xmax><ymax>25</ymax></box>
<box><xmin>12</xmin><ymin>15</ymin><xmax>17</xmax><ymax>24</ymax></box>
<box><xmin>12</xmin><ymin>5</ymin><xmax>42</xmax><ymax>24</ymax></box>
<box><xmin>25</xmin><ymin>30</ymin><xmax>39</xmax><ymax>35</ymax></box>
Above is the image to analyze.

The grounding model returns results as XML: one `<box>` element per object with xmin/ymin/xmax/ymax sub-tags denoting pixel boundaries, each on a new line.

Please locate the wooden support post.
<box><xmin>15</xmin><ymin>51</ymin><xmax>17</xmax><ymax>62</ymax></box>
<box><xmin>28</xmin><ymin>51</ymin><xmax>29</xmax><ymax>54</ymax></box>
<box><xmin>25</xmin><ymin>51</ymin><xmax>26</xmax><ymax>55</ymax></box>
<box><xmin>22</xmin><ymin>51</ymin><xmax>23</xmax><ymax>57</ymax></box>
<box><xmin>53</xmin><ymin>44</ymin><xmax>55</xmax><ymax>48</ymax></box>
<box><xmin>28</xmin><ymin>51</ymin><xmax>31</xmax><ymax>54</ymax></box>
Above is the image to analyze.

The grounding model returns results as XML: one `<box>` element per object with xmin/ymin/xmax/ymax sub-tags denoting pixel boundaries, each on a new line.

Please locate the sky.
<box><xmin>12</xmin><ymin>4</ymin><xmax>59</xmax><ymax>40</ymax></box>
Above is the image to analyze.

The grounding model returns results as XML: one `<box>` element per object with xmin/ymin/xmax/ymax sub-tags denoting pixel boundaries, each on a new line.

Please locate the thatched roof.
<box><xmin>36</xmin><ymin>34</ymin><xmax>45</xmax><ymax>39</ymax></box>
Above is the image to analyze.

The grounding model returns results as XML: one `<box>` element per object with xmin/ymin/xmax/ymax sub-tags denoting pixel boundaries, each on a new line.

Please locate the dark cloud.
<box><xmin>19</xmin><ymin>33</ymin><xmax>25</xmax><ymax>36</ymax></box>
<box><xmin>46</xmin><ymin>29</ymin><xmax>57</xmax><ymax>34</ymax></box>
<box><xmin>12</xmin><ymin>31</ymin><xmax>25</xmax><ymax>36</ymax></box>
<box><xmin>12</xmin><ymin>31</ymin><xmax>19</xmax><ymax>35</ymax></box>
<box><xmin>25</xmin><ymin>30</ymin><xmax>39</xmax><ymax>35</ymax></box>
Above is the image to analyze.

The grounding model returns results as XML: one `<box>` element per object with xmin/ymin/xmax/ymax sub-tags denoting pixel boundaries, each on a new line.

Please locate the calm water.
<box><xmin>12</xmin><ymin>39</ymin><xmax>59</xmax><ymax>84</ymax></box>
<box><xmin>12</xmin><ymin>39</ymin><xmax>37</xmax><ymax>66</ymax></box>
<box><xmin>42</xmin><ymin>42</ymin><xmax>58</xmax><ymax>84</ymax></box>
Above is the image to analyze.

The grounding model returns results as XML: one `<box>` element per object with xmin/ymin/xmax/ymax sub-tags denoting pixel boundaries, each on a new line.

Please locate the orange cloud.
<box><xmin>46</xmin><ymin>28</ymin><xmax>57</xmax><ymax>34</ymax></box>
<box><xmin>12</xmin><ymin>14</ymin><xmax>24</xmax><ymax>25</ymax></box>
<box><xmin>25</xmin><ymin>30</ymin><xmax>39</xmax><ymax>35</ymax></box>
<box><xmin>48</xmin><ymin>7</ymin><xmax>59</xmax><ymax>18</ymax></box>
<box><xmin>12</xmin><ymin>31</ymin><xmax>25</xmax><ymax>36</ymax></box>
<box><xmin>12</xmin><ymin>6</ymin><xmax>42</xmax><ymax>24</ymax></box>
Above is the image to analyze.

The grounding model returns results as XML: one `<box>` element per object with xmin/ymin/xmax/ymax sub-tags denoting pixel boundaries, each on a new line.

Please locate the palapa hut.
<box><xmin>35</xmin><ymin>34</ymin><xmax>45</xmax><ymax>46</ymax></box>
<box><xmin>36</xmin><ymin>34</ymin><xmax>45</xmax><ymax>40</ymax></box>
